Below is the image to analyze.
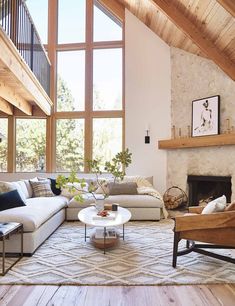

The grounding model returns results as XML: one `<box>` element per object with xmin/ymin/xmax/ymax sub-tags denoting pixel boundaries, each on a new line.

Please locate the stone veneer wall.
<box><xmin>168</xmin><ymin>47</ymin><xmax>235</xmax><ymax>201</ymax></box>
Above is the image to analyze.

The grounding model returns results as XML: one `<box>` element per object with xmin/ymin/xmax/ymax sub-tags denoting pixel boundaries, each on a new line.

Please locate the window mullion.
<box><xmin>84</xmin><ymin>0</ymin><xmax>94</xmax><ymax>171</ymax></box>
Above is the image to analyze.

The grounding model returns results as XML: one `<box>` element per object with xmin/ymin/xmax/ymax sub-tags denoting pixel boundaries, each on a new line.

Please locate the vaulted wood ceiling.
<box><xmin>114</xmin><ymin>0</ymin><xmax>235</xmax><ymax>81</ymax></box>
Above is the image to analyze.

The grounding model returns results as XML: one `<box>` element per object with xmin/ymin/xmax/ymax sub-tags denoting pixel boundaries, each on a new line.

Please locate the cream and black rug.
<box><xmin>0</xmin><ymin>220</ymin><xmax>234</xmax><ymax>285</ymax></box>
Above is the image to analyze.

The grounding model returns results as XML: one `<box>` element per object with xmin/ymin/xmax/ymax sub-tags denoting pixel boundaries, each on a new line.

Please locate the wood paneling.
<box><xmin>0</xmin><ymin>284</ymin><xmax>235</xmax><ymax>306</ymax></box>
<box><xmin>217</xmin><ymin>0</ymin><xmax>235</xmax><ymax>17</ymax></box>
<box><xmin>151</xmin><ymin>0</ymin><xmax>235</xmax><ymax>80</ymax></box>
<box><xmin>118</xmin><ymin>0</ymin><xmax>235</xmax><ymax>79</ymax></box>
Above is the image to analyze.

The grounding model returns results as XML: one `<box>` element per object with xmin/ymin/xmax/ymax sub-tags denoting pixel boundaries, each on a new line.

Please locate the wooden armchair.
<box><xmin>172</xmin><ymin>207</ymin><xmax>235</xmax><ymax>267</ymax></box>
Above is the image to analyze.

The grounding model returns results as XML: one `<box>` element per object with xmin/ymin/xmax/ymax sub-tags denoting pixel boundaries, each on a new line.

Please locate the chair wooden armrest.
<box><xmin>188</xmin><ymin>206</ymin><xmax>204</xmax><ymax>214</ymax></box>
<box><xmin>174</xmin><ymin>211</ymin><xmax>235</xmax><ymax>232</ymax></box>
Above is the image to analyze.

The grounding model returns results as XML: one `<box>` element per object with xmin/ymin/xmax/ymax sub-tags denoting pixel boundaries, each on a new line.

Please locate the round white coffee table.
<box><xmin>78</xmin><ymin>206</ymin><xmax>131</xmax><ymax>253</ymax></box>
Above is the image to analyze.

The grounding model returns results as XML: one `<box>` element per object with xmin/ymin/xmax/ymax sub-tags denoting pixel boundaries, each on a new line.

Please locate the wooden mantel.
<box><xmin>158</xmin><ymin>134</ymin><xmax>235</xmax><ymax>149</ymax></box>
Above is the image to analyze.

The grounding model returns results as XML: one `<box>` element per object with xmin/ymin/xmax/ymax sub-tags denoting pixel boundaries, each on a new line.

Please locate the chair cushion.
<box><xmin>0</xmin><ymin>196</ymin><xmax>68</xmax><ymax>232</ymax></box>
<box><xmin>104</xmin><ymin>195</ymin><xmax>163</xmax><ymax>208</ymax></box>
<box><xmin>0</xmin><ymin>190</ymin><xmax>26</xmax><ymax>211</ymax></box>
<box><xmin>202</xmin><ymin>195</ymin><xmax>227</xmax><ymax>214</ymax></box>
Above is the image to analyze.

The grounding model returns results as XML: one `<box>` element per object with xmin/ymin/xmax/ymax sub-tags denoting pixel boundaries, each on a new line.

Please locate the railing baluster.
<box><xmin>0</xmin><ymin>0</ymin><xmax>50</xmax><ymax>96</ymax></box>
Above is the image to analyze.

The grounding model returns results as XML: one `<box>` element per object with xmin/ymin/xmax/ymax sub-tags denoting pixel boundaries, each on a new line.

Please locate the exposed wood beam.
<box><xmin>217</xmin><ymin>0</ymin><xmax>235</xmax><ymax>18</ymax></box>
<box><xmin>0</xmin><ymin>81</ymin><xmax>32</xmax><ymax>115</ymax></box>
<box><xmin>151</xmin><ymin>0</ymin><xmax>235</xmax><ymax>81</ymax></box>
<box><xmin>0</xmin><ymin>97</ymin><xmax>13</xmax><ymax>115</ymax></box>
<box><xmin>97</xmin><ymin>0</ymin><xmax>125</xmax><ymax>22</ymax></box>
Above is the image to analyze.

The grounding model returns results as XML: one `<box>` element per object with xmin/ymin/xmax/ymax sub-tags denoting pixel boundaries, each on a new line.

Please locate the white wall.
<box><xmin>125</xmin><ymin>10</ymin><xmax>171</xmax><ymax>193</ymax></box>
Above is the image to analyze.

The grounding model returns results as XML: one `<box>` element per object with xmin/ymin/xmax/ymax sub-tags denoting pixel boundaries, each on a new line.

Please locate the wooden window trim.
<box><xmin>4</xmin><ymin>0</ymin><xmax>125</xmax><ymax>173</ymax></box>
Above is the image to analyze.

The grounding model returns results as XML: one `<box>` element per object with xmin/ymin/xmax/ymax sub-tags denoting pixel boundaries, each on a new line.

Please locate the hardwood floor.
<box><xmin>0</xmin><ymin>284</ymin><xmax>234</xmax><ymax>306</ymax></box>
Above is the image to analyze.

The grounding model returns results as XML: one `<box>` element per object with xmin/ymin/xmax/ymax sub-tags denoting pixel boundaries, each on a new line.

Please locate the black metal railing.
<box><xmin>0</xmin><ymin>0</ymin><xmax>50</xmax><ymax>95</ymax></box>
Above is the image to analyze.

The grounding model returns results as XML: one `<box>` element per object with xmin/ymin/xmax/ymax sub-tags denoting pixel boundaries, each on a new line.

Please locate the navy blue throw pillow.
<box><xmin>0</xmin><ymin>190</ymin><xmax>26</xmax><ymax>211</ymax></box>
<box><xmin>49</xmin><ymin>178</ymin><xmax>61</xmax><ymax>195</ymax></box>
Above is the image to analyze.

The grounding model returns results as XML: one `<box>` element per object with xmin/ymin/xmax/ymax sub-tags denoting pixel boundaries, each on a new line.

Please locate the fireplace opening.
<box><xmin>187</xmin><ymin>175</ymin><xmax>232</xmax><ymax>206</ymax></box>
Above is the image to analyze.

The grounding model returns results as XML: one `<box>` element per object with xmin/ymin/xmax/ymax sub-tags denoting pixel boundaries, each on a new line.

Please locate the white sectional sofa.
<box><xmin>0</xmin><ymin>178</ymin><xmax>163</xmax><ymax>255</ymax></box>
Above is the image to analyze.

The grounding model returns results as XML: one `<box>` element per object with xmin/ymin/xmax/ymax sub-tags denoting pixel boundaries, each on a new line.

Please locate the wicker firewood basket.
<box><xmin>163</xmin><ymin>186</ymin><xmax>188</xmax><ymax>210</ymax></box>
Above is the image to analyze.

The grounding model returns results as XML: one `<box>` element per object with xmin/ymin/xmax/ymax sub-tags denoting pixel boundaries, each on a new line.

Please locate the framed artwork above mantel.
<box><xmin>192</xmin><ymin>95</ymin><xmax>220</xmax><ymax>137</ymax></box>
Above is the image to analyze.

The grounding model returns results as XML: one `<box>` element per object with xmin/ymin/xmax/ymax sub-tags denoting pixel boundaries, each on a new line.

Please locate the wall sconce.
<box><xmin>145</xmin><ymin>124</ymin><xmax>150</xmax><ymax>144</ymax></box>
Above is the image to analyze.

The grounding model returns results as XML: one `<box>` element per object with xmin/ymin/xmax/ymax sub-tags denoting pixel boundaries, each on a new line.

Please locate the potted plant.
<box><xmin>56</xmin><ymin>149</ymin><xmax>132</xmax><ymax>211</ymax></box>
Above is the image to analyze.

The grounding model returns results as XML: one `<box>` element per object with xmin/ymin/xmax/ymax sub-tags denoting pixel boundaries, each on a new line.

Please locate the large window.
<box><xmin>57</xmin><ymin>51</ymin><xmax>85</xmax><ymax>111</ymax></box>
<box><xmin>54</xmin><ymin>1</ymin><xmax>124</xmax><ymax>172</ymax></box>
<box><xmin>16</xmin><ymin>119</ymin><xmax>46</xmax><ymax>172</ymax></box>
<box><xmin>56</xmin><ymin>119</ymin><xmax>85</xmax><ymax>171</ymax></box>
<box><xmin>93</xmin><ymin>48</ymin><xmax>122</xmax><ymax>110</ymax></box>
<box><xmin>58</xmin><ymin>0</ymin><xmax>86</xmax><ymax>43</ymax></box>
<box><xmin>93</xmin><ymin>4</ymin><xmax>122</xmax><ymax>42</ymax></box>
<box><xmin>0</xmin><ymin>119</ymin><xmax>8</xmax><ymax>172</ymax></box>
<box><xmin>3</xmin><ymin>1</ymin><xmax>124</xmax><ymax>173</ymax></box>
<box><xmin>93</xmin><ymin>118</ymin><xmax>122</xmax><ymax>168</ymax></box>
<box><xmin>26</xmin><ymin>0</ymin><xmax>48</xmax><ymax>44</ymax></box>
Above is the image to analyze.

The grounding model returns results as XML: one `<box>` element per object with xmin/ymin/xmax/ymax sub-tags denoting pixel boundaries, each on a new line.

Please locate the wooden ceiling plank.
<box><xmin>217</xmin><ymin>0</ymin><xmax>235</xmax><ymax>18</ymax></box>
<box><xmin>0</xmin><ymin>97</ymin><xmax>13</xmax><ymax>115</ymax></box>
<box><xmin>151</xmin><ymin>0</ymin><xmax>235</xmax><ymax>81</ymax></box>
<box><xmin>0</xmin><ymin>81</ymin><xmax>32</xmax><ymax>115</ymax></box>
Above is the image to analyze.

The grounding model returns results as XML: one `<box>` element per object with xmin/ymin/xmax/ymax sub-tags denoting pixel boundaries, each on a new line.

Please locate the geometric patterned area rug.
<box><xmin>0</xmin><ymin>220</ymin><xmax>234</xmax><ymax>285</ymax></box>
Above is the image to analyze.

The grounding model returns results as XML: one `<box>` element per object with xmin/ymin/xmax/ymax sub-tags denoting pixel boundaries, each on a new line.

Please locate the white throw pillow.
<box><xmin>16</xmin><ymin>181</ymin><xmax>30</xmax><ymax>199</ymax></box>
<box><xmin>22</xmin><ymin>179</ymin><xmax>34</xmax><ymax>198</ymax></box>
<box><xmin>202</xmin><ymin>195</ymin><xmax>227</xmax><ymax>214</ymax></box>
<box><xmin>61</xmin><ymin>182</ymin><xmax>89</xmax><ymax>199</ymax></box>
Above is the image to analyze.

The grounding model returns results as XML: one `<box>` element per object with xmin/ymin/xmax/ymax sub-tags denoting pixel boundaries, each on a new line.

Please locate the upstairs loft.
<box><xmin>0</xmin><ymin>0</ymin><xmax>52</xmax><ymax>117</ymax></box>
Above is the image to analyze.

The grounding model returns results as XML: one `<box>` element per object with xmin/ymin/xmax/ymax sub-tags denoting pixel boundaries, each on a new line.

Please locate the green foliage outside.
<box><xmin>0</xmin><ymin>119</ymin><xmax>7</xmax><ymax>172</ymax></box>
<box><xmin>16</xmin><ymin>119</ymin><xmax>46</xmax><ymax>172</ymax></box>
<box><xmin>0</xmin><ymin>76</ymin><xmax>123</xmax><ymax>173</ymax></box>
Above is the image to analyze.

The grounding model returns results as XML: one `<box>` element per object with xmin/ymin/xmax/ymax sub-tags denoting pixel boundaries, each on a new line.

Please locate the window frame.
<box><xmin>51</xmin><ymin>0</ymin><xmax>125</xmax><ymax>173</ymax></box>
<box><xmin>4</xmin><ymin>0</ymin><xmax>125</xmax><ymax>173</ymax></box>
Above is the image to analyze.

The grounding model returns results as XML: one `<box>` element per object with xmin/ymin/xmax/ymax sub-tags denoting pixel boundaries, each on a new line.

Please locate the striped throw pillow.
<box><xmin>30</xmin><ymin>180</ymin><xmax>54</xmax><ymax>198</ymax></box>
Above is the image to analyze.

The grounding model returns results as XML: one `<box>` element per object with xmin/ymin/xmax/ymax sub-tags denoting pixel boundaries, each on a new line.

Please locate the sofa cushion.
<box><xmin>0</xmin><ymin>196</ymin><xmax>68</xmax><ymax>232</ymax></box>
<box><xmin>68</xmin><ymin>193</ymin><xmax>104</xmax><ymax>208</ymax></box>
<box><xmin>104</xmin><ymin>195</ymin><xmax>163</xmax><ymax>208</ymax></box>
<box><xmin>108</xmin><ymin>182</ymin><xmax>138</xmax><ymax>195</ymax></box>
<box><xmin>0</xmin><ymin>190</ymin><xmax>26</xmax><ymax>211</ymax></box>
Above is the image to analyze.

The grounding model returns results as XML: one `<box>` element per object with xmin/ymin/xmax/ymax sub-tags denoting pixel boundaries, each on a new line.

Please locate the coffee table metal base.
<box><xmin>84</xmin><ymin>224</ymin><xmax>125</xmax><ymax>254</ymax></box>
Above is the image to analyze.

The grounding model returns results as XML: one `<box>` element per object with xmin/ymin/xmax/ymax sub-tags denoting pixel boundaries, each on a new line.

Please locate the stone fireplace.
<box><xmin>187</xmin><ymin>175</ymin><xmax>232</xmax><ymax>206</ymax></box>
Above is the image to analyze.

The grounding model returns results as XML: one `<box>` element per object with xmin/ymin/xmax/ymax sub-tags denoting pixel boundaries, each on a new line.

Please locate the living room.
<box><xmin>0</xmin><ymin>0</ymin><xmax>234</xmax><ymax>305</ymax></box>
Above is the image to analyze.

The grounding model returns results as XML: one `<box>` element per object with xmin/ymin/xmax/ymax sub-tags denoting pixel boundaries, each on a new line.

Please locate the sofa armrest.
<box><xmin>174</xmin><ymin>211</ymin><xmax>235</xmax><ymax>232</ymax></box>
